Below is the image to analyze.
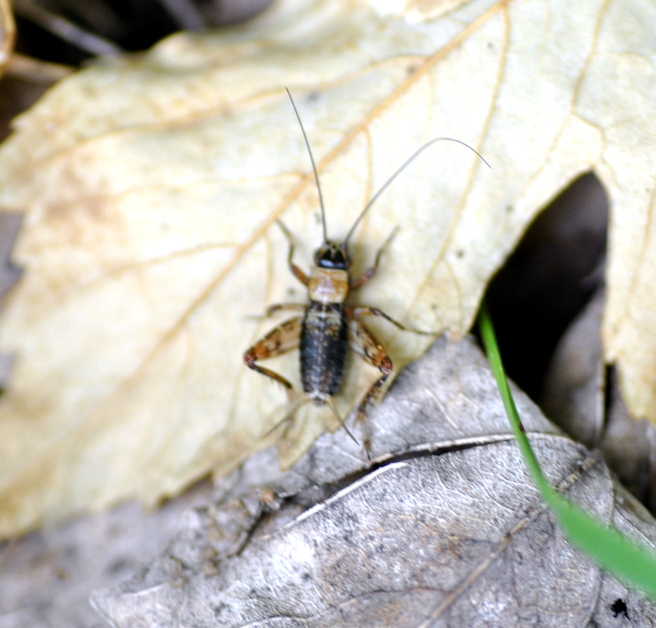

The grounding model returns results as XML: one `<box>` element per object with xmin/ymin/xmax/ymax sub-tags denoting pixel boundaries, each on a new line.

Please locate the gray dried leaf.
<box><xmin>603</xmin><ymin>369</ymin><xmax>656</xmax><ymax>510</ymax></box>
<box><xmin>0</xmin><ymin>211</ymin><xmax>21</xmax><ymax>302</ymax></box>
<box><xmin>543</xmin><ymin>288</ymin><xmax>656</xmax><ymax>511</ymax></box>
<box><xmin>0</xmin><ymin>211</ymin><xmax>21</xmax><ymax>388</ymax></box>
<box><xmin>0</xmin><ymin>482</ymin><xmax>211</xmax><ymax>628</ymax></box>
<box><xmin>91</xmin><ymin>336</ymin><xmax>656</xmax><ymax>627</ymax></box>
<box><xmin>542</xmin><ymin>288</ymin><xmax>606</xmax><ymax>448</ymax></box>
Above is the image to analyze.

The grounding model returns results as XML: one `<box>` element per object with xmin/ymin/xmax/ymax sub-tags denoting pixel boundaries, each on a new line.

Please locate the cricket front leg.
<box><xmin>350</xmin><ymin>227</ymin><xmax>399</xmax><ymax>291</ymax></box>
<box><xmin>244</xmin><ymin>316</ymin><xmax>302</xmax><ymax>404</ymax></box>
<box><xmin>347</xmin><ymin>316</ymin><xmax>394</xmax><ymax>453</ymax></box>
<box><xmin>276</xmin><ymin>220</ymin><xmax>309</xmax><ymax>286</ymax></box>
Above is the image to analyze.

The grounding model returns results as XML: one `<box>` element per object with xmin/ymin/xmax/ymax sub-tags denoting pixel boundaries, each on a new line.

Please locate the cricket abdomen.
<box><xmin>300</xmin><ymin>302</ymin><xmax>348</xmax><ymax>401</ymax></box>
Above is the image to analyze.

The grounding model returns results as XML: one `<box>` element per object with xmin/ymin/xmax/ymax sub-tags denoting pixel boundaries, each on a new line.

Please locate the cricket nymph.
<box><xmin>243</xmin><ymin>87</ymin><xmax>489</xmax><ymax>455</ymax></box>
<box><xmin>243</xmin><ymin>220</ymin><xmax>398</xmax><ymax>453</ymax></box>
<box><xmin>301</xmin><ymin>243</ymin><xmax>350</xmax><ymax>403</ymax></box>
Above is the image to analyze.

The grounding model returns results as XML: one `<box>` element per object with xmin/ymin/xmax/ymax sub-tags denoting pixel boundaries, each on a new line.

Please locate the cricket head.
<box><xmin>314</xmin><ymin>240</ymin><xmax>350</xmax><ymax>271</ymax></box>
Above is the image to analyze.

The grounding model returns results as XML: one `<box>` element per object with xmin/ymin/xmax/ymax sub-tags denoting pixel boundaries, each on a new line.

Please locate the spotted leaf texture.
<box><xmin>0</xmin><ymin>0</ymin><xmax>654</xmax><ymax>535</ymax></box>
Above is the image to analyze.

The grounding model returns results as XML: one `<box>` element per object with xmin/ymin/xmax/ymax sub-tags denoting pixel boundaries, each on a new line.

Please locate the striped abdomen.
<box><xmin>300</xmin><ymin>302</ymin><xmax>348</xmax><ymax>401</ymax></box>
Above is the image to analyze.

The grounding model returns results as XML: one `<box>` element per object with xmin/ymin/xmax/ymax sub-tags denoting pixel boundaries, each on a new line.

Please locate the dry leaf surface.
<box><xmin>0</xmin><ymin>0</ymin><xmax>655</xmax><ymax>535</ymax></box>
<box><xmin>0</xmin><ymin>482</ymin><xmax>211</xmax><ymax>628</ymax></box>
<box><xmin>0</xmin><ymin>0</ymin><xmax>13</xmax><ymax>74</ymax></box>
<box><xmin>542</xmin><ymin>289</ymin><xmax>606</xmax><ymax>449</ymax></box>
<box><xmin>544</xmin><ymin>287</ymin><xmax>656</xmax><ymax>512</ymax></box>
<box><xmin>0</xmin><ymin>212</ymin><xmax>21</xmax><ymax>389</ymax></box>
<box><xmin>90</xmin><ymin>337</ymin><xmax>656</xmax><ymax>627</ymax></box>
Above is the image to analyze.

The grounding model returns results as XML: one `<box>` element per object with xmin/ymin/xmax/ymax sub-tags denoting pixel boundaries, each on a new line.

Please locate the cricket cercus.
<box><xmin>244</xmin><ymin>89</ymin><xmax>490</xmax><ymax>455</ymax></box>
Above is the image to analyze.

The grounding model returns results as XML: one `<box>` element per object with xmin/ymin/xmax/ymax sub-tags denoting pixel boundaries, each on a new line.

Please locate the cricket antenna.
<box><xmin>344</xmin><ymin>137</ymin><xmax>491</xmax><ymax>247</ymax></box>
<box><xmin>286</xmin><ymin>87</ymin><xmax>329</xmax><ymax>243</ymax></box>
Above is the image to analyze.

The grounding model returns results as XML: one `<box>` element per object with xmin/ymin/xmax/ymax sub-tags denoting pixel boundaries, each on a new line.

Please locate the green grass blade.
<box><xmin>478</xmin><ymin>302</ymin><xmax>656</xmax><ymax>599</ymax></box>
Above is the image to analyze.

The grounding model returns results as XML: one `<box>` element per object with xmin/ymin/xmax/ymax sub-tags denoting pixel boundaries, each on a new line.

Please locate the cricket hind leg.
<box><xmin>347</xmin><ymin>316</ymin><xmax>394</xmax><ymax>453</ymax></box>
<box><xmin>245</xmin><ymin>311</ymin><xmax>362</xmax><ymax>452</ymax></box>
<box><xmin>243</xmin><ymin>316</ymin><xmax>302</xmax><ymax>404</ymax></box>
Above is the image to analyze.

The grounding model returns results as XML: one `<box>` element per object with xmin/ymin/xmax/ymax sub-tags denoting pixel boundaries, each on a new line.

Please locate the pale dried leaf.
<box><xmin>90</xmin><ymin>337</ymin><xmax>656</xmax><ymax>627</ymax></box>
<box><xmin>591</xmin><ymin>0</ymin><xmax>656</xmax><ymax>424</ymax></box>
<box><xmin>0</xmin><ymin>0</ymin><xmax>654</xmax><ymax>536</ymax></box>
<box><xmin>0</xmin><ymin>0</ymin><xmax>13</xmax><ymax>74</ymax></box>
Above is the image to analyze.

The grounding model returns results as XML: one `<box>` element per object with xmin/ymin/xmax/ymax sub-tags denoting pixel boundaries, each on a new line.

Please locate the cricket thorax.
<box><xmin>308</xmin><ymin>268</ymin><xmax>349</xmax><ymax>303</ymax></box>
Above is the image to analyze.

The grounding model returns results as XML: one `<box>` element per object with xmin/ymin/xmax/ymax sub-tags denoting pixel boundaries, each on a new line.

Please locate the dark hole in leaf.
<box><xmin>483</xmin><ymin>172</ymin><xmax>608</xmax><ymax>401</ymax></box>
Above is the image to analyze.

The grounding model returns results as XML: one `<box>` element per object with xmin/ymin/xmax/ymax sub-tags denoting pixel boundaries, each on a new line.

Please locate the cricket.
<box><xmin>244</xmin><ymin>88</ymin><xmax>490</xmax><ymax>454</ymax></box>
